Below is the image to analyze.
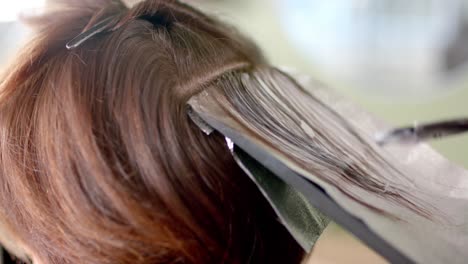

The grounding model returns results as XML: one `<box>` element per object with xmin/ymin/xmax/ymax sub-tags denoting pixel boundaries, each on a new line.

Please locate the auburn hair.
<box><xmin>0</xmin><ymin>0</ymin><xmax>304</xmax><ymax>263</ymax></box>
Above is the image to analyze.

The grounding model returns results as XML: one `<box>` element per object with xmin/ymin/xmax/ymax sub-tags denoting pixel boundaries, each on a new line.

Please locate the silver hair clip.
<box><xmin>376</xmin><ymin>117</ymin><xmax>468</xmax><ymax>146</ymax></box>
<box><xmin>66</xmin><ymin>16</ymin><xmax>119</xmax><ymax>50</ymax></box>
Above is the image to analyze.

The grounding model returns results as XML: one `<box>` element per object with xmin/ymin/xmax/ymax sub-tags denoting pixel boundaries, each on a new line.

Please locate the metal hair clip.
<box><xmin>376</xmin><ymin>117</ymin><xmax>468</xmax><ymax>146</ymax></box>
<box><xmin>66</xmin><ymin>16</ymin><xmax>119</xmax><ymax>50</ymax></box>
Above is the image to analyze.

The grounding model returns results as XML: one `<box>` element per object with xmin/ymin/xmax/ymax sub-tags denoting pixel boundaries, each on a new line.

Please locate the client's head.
<box><xmin>0</xmin><ymin>0</ymin><xmax>304</xmax><ymax>263</ymax></box>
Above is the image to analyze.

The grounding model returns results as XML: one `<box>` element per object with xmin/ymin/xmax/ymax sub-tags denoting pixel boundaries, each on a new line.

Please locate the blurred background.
<box><xmin>2</xmin><ymin>0</ymin><xmax>468</xmax><ymax>263</ymax></box>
